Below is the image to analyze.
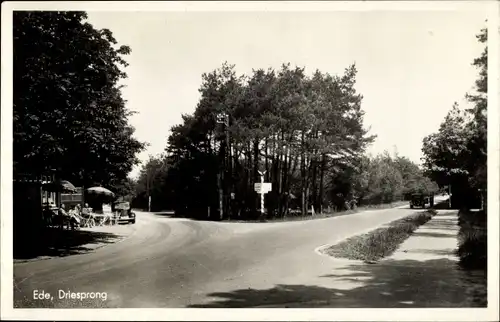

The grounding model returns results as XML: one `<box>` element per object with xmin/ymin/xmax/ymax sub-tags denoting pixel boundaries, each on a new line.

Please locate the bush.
<box><xmin>457</xmin><ymin>209</ymin><xmax>486</xmax><ymax>270</ymax></box>
<box><xmin>323</xmin><ymin>210</ymin><xmax>435</xmax><ymax>263</ymax></box>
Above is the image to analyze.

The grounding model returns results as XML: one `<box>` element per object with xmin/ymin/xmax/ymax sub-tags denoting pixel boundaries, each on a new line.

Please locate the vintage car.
<box><xmin>113</xmin><ymin>201</ymin><xmax>136</xmax><ymax>224</ymax></box>
<box><xmin>410</xmin><ymin>193</ymin><xmax>434</xmax><ymax>209</ymax></box>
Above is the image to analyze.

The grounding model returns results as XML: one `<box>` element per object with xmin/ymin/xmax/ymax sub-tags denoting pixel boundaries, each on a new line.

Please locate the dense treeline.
<box><xmin>421</xmin><ymin>26</ymin><xmax>488</xmax><ymax>272</ymax></box>
<box><xmin>13</xmin><ymin>11</ymin><xmax>144</xmax><ymax>257</ymax></box>
<box><xmin>13</xmin><ymin>11</ymin><xmax>145</xmax><ymax>189</ymax></box>
<box><xmin>133</xmin><ymin>63</ymin><xmax>437</xmax><ymax>219</ymax></box>
<box><xmin>422</xmin><ymin>27</ymin><xmax>487</xmax><ymax>210</ymax></box>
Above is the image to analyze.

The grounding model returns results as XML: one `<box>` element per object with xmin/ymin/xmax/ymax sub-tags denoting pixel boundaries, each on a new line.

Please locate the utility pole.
<box><xmin>146</xmin><ymin>165</ymin><xmax>153</xmax><ymax>212</ymax></box>
<box><xmin>226</xmin><ymin>113</ymin><xmax>232</xmax><ymax>220</ymax></box>
<box><xmin>147</xmin><ymin>170</ymin><xmax>150</xmax><ymax>212</ymax></box>
<box><xmin>216</xmin><ymin>112</ymin><xmax>230</xmax><ymax>220</ymax></box>
<box><xmin>257</xmin><ymin>170</ymin><xmax>267</xmax><ymax>219</ymax></box>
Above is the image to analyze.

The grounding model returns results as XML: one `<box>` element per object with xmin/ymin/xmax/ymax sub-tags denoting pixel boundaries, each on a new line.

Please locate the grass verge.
<box><xmin>456</xmin><ymin>208</ymin><xmax>487</xmax><ymax>306</ymax></box>
<box><xmin>457</xmin><ymin>208</ymin><xmax>487</xmax><ymax>270</ymax></box>
<box><xmin>322</xmin><ymin>209</ymin><xmax>436</xmax><ymax>263</ymax></box>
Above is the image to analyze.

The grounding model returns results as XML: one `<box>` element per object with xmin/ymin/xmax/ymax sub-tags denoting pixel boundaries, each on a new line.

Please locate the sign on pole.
<box><xmin>254</xmin><ymin>182</ymin><xmax>272</xmax><ymax>193</ymax></box>
<box><xmin>256</xmin><ymin>171</ymin><xmax>271</xmax><ymax>218</ymax></box>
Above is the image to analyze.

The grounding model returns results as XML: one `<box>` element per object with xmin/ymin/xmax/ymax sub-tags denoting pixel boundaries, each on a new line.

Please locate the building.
<box><xmin>13</xmin><ymin>172</ymin><xmax>56</xmax><ymax>254</ymax></box>
<box><xmin>61</xmin><ymin>187</ymin><xmax>84</xmax><ymax>208</ymax></box>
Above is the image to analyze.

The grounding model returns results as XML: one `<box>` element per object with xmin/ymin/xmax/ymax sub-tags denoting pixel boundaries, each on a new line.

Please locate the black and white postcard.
<box><xmin>1</xmin><ymin>1</ymin><xmax>498</xmax><ymax>321</ymax></box>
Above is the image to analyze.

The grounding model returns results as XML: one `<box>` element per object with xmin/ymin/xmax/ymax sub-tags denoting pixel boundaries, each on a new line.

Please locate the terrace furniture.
<box><xmin>110</xmin><ymin>212</ymin><xmax>120</xmax><ymax>225</ymax></box>
<box><xmin>76</xmin><ymin>212</ymin><xmax>94</xmax><ymax>228</ymax></box>
<box><xmin>92</xmin><ymin>213</ymin><xmax>110</xmax><ymax>226</ymax></box>
<box><xmin>84</xmin><ymin>214</ymin><xmax>96</xmax><ymax>228</ymax></box>
<box><xmin>67</xmin><ymin>209</ymin><xmax>82</xmax><ymax>230</ymax></box>
<box><xmin>80</xmin><ymin>207</ymin><xmax>96</xmax><ymax>228</ymax></box>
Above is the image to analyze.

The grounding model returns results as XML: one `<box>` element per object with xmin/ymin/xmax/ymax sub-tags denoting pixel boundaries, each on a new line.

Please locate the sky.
<box><xmin>85</xmin><ymin>9</ymin><xmax>488</xmax><ymax>179</ymax></box>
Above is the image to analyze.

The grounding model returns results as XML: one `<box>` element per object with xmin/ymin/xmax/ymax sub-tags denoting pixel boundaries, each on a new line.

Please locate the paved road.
<box><xmin>13</xmin><ymin>201</ymin><xmax>442</xmax><ymax>308</ymax></box>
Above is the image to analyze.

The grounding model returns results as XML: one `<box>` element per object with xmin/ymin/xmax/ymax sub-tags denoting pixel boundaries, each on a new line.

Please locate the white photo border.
<box><xmin>1</xmin><ymin>1</ymin><xmax>499</xmax><ymax>321</ymax></box>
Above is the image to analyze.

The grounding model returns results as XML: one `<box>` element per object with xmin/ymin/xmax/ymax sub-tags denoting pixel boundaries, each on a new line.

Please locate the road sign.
<box><xmin>254</xmin><ymin>182</ymin><xmax>272</xmax><ymax>193</ymax></box>
<box><xmin>256</xmin><ymin>171</ymin><xmax>270</xmax><ymax>218</ymax></box>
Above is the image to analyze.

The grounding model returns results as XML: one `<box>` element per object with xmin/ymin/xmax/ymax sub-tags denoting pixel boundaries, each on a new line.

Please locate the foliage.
<box><xmin>421</xmin><ymin>26</ymin><xmax>487</xmax><ymax>209</ymax></box>
<box><xmin>465</xmin><ymin>27</ymin><xmax>487</xmax><ymax>193</ymax></box>
<box><xmin>133</xmin><ymin>155</ymin><xmax>174</xmax><ymax>210</ymax></box>
<box><xmin>108</xmin><ymin>176</ymin><xmax>137</xmax><ymax>202</ymax></box>
<box><xmin>344</xmin><ymin>152</ymin><xmax>437</xmax><ymax>207</ymax></box>
<box><xmin>134</xmin><ymin>62</ymin><xmax>434</xmax><ymax>218</ymax></box>
<box><xmin>323</xmin><ymin>210</ymin><xmax>435</xmax><ymax>263</ymax></box>
<box><xmin>457</xmin><ymin>209</ymin><xmax>486</xmax><ymax>270</ymax></box>
<box><xmin>131</xmin><ymin>63</ymin><xmax>376</xmax><ymax>218</ymax></box>
<box><xmin>13</xmin><ymin>11</ymin><xmax>145</xmax><ymax>186</ymax></box>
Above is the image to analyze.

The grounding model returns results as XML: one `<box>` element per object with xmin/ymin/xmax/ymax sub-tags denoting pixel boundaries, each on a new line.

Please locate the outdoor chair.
<box><xmin>80</xmin><ymin>207</ymin><xmax>96</xmax><ymax>228</ymax></box>
<box><xmin>58</xmin><ymin>214</ymin><xmax>72</xmax><ymax>230</ymax></box>
<box><xmin>93</xmin><ymin>214</ymin><xmax>105</xmax><ymax>226</ymax></box>
<box><xmin>98</xmin><ymin>213</ymin><xmax>112</xmax><ymax>226</ymax></box>
<box><xmin>81</xmin><ymin>208</ymin><xmax>96</xmax><ymax>228</ymax></box>
<box><xmin>106</xmin><ymin>213</ymin><xmax>114</xmax><ymax>225</ymax></box>
<box><xmin>67</xmin><ymin>209</ymin><xmax>82</xmax><ymax>230</ymax></box>
<box><xmin>84</xmin><ymin>213</ymin><xmax>96</xmax><ymax>228</ymax></box>
<box><xmin>107</xmin><ymin>212</ymin><xmax>117</xmax><ymax>225</ymax></box>
<box><xmin>42</xmin><ymin>208</ymin><xmax>53</xmax><ymax>227</ymax></box>
<box><xmin>75</xmin><ymin>212</ymin><xmax>92</xmax><ymax>228</ymax></box>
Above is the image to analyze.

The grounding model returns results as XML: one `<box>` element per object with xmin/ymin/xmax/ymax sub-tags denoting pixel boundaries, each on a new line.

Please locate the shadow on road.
<box><xmin>14</xmin><ymin>227</ymin><xmax>123</xmax><ymax>260</ymax></box>
<box><xmin>152</xmin><ymin>211</ymin><xmax>176</xmax><ymax>217</ymax></box>
<box><xmin>189</xmin><ymin>258</ymin><xmax>486</xmax><ymax>308</ymax></box>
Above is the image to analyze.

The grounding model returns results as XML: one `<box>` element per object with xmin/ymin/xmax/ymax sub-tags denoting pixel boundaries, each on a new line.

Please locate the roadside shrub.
<box><xmin>323</xmin><ymin>210</ymin><xmax>435</xmax><ymax>263</ymax></box>
<box><xmin>457</xmin><ymin>209</ymin><xmax>486</xmax><ymax>270</ymax></box>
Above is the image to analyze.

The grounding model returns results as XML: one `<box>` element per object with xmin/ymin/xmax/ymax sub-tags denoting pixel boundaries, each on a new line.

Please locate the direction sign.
<box><xmin>254</xmin><ymin>183</ymin><xmax>272</xmax><ymax>193</ymax></box>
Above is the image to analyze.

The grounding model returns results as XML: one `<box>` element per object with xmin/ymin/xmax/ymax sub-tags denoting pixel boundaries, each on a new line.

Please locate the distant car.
<box><xmin>410</xmin><ymin>193</ymin><xmax>434</xmax><ymax>209</ymax></box>
<box><xmin>113</xmin><ymin>201</ymin><xmax>136</xmax><ymax>224</ymax></box>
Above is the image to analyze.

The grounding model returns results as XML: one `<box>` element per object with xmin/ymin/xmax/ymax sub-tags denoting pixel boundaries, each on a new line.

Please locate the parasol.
<box><xmin>86</xmin><ymin>186</ymin><xmax>115</xmax><ymax>197</ymax></box>
<box><xmin>42</xmin><ymin>180</ymin><xmax>77</xmax><ymax>193</ymax></box>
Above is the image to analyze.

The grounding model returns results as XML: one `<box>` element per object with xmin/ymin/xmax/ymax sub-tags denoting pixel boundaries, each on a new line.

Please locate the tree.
<box><xmin>134</xmin><ymin>155</ymin><xmax>173</xmax><ymax>211</ymax></box>
<box><xmin>154</xmin><ymin>62</ymin><xmax>376</xmax><ymax>220</ymax></box>
<box><xmin>422</xmin><ymin>26</ymin><xmax>487</xmax><ymax>209</ymax></box>
<box><xmin>465</xmin><ymin>27</ymin><xmax>487</xmax><ymax>194</ymax></box>
<box><xmin>137</xmin><ymin>60</ymin><xmax>435</xmax><ymax>220</ymax></box>
<box><xmin>358</xmin><ymin>152</ymin><xmax>404</xmax><ymax>204</ymax></box>
<box><xmin>13</xmin><ymin>11</ymin><xmax>145</xmax><ymax>186</ymax></box>
<box><xmin>109</xmin><ymin>176</ymin><xmax>137</xmax><ymax>202</ymax></box>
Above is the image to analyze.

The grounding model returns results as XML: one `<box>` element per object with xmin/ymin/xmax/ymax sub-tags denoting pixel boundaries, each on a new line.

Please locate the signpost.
<box><xmin>255</xmin><ymin>170</ymin><xmax>271</xmax><ymax>217</ymax></box>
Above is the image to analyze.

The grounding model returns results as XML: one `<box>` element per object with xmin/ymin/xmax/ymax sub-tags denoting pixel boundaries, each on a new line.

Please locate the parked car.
<box><xmin>410</xmin><ymin>193</ymin><xmax>434</xmax><ymax>209</ymax></box>
<box><xmin>113</xmin><ymin>201</ymin><xmax>136</xmax><ymax>224</ymax></box>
